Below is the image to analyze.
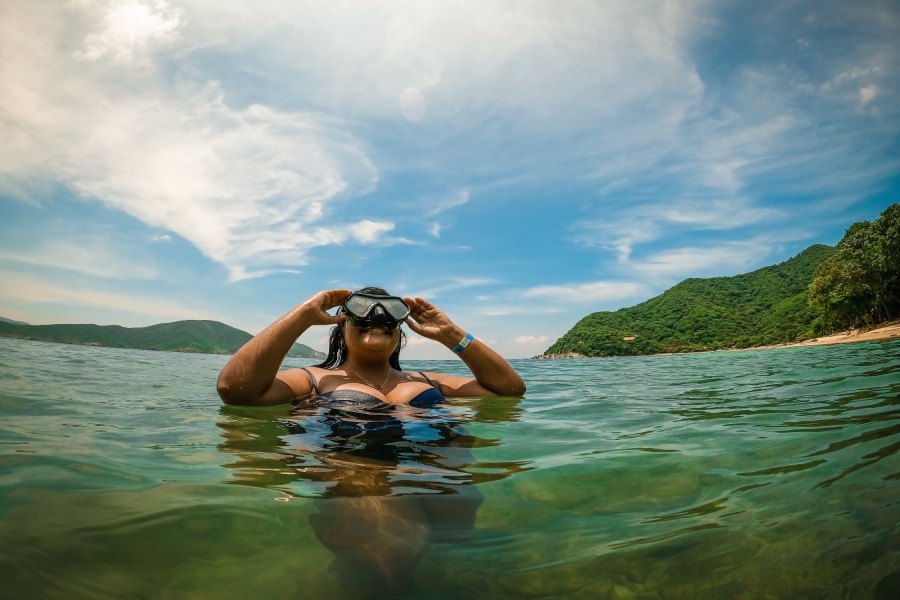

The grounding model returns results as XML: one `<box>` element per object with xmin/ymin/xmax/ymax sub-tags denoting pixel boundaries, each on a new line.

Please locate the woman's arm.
<box><xmin>404</xmin><ymin>297</ymin><xmax>526</xmax><ymax>397</ymax></box>
<box><xmin>216</xmin><ymin>289</ymin><xmax>350</xmax><ymax>406</ymax></box>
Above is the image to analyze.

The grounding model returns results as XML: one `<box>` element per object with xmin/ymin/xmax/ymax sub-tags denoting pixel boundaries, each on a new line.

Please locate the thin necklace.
<box><xmin>345</xmin><ymin>364</ymin><xmax>392</xmax><ymax>391</ymax></box>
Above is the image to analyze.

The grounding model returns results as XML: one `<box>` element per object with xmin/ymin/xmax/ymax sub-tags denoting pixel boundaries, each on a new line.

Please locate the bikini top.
<box><xmin>296</xmin><ymin>367</ymin><xmax>445</xmax><ymax>409</ymax></box>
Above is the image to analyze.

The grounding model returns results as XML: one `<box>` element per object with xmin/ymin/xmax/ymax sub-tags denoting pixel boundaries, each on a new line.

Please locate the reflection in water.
<box><xmin>218</xmin><ymin>397</ymin><xmax>524</xmax><ymax>590</ymax></box>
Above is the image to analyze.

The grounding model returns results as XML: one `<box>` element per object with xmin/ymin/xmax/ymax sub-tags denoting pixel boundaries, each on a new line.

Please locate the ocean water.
<box><xmin>1</xmin><ymin>337</ymin><xmax>898</xmax><ymax>599</ymax></box>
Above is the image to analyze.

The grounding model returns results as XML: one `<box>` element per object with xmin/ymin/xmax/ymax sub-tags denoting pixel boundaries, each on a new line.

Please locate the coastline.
<box><xmin>747</xmin><ymin>320</ymin><xmax>900</xmax><ymax>351</ymax></box>
<box><xmin>537</xmin><ymin>320</ymin><xmax>900</xmax><ymax>359</ymax></box>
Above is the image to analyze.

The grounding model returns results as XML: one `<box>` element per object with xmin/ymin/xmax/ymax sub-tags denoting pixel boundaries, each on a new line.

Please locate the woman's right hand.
<box><xmin>299</xmin><ymin>289</ymin><xmax>352</xmax><ymax>326</ymax></box>
<box><xmin>218</xmin><ymin>288</ymin><xmax>351</xmax><ymax>406</ymax></box>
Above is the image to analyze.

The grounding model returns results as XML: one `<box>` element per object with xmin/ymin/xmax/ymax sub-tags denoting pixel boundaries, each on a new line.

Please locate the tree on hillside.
<box><xmin>809</xmin><ymin>203</ymin><xmax>900</xmax><ymax>332</ymax></box>
<box><xmin>875</xmin><ymin>203</ymin><xmax>900</xmax><ymax>319</ymax></box>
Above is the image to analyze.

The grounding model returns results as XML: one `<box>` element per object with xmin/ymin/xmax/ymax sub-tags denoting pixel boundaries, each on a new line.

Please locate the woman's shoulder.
<box><xmin>416</xmin><ymin>370</ymin><xmax>454</xmax><ymax>380</ymax></box>
<box><xmin>291</xmin><ymin>365</ymin><xmax>339</xmax><ymax>374</ymax></box>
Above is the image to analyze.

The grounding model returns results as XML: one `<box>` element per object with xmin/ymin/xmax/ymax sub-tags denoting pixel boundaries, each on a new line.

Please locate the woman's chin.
<box><xmin>357</xmin><ymin>329</ymin><xmax>397</xmax><ymax>347</ymax></box>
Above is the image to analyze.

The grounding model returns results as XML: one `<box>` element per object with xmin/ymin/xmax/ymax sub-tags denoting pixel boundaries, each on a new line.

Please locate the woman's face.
<box><xmin>343</xmin><ymin>321</ymin><xmax>400</xmax><ymax>359</ymax></box>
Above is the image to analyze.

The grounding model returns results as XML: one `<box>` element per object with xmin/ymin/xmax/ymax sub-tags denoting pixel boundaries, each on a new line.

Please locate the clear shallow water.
<box><xmin>1</xmin><ymin>337</ymin><xmax>898</xmax><ymax>599</ymax></box>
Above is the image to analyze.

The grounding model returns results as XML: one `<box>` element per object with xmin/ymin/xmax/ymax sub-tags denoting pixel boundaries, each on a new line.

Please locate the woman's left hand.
<box><xmin>404</xmin><ymin>297</ymin><xmax>465</xmax><ymax>348</ymax></box>
<box><xmin>404</xmin><ymin>296</ymin><xmax>526</xmax><ymax>396</ymax></box>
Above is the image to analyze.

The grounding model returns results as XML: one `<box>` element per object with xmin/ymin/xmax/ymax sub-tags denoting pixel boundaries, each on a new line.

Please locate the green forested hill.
<box><xmin>0</xmin><ymin>319</ymin><xmax>323</xmax><ymax>358</ymax></box>
<box><xmin>542</xmin><ymin>244</ymin><xmax>836</xmax><ymax>357</ymax></box>
<box><xmin>0</xmin><ymin>316</ymin><xmax>30</xmax><ymax>325</ymax></box>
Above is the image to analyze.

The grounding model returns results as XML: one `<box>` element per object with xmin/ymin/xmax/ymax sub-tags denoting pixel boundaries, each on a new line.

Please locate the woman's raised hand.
<box><xmin>403</xmin><ymin>296</ymin><xmax>526</xmax><ymax>395</ymax></box>
<box><xmin>404</xmin><ymin>297</ymin><xmax>465</xmax><ymax>347</ymax></box>
<box><xmin>300</xmin><ymin>289</ymin><xmax>352</xmax><ymax>326</ymax></box>
<box><xmin>218</xmin><ymin>288</ymin><xmax>350</xmax><ymax>406</ymax></box>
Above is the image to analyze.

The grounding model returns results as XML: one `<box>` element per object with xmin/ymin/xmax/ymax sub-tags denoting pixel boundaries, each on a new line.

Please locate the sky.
<box><xmin>1</xmin><ymin>0</ymin><xmax>898</xmax><ymax>359</ymax></box>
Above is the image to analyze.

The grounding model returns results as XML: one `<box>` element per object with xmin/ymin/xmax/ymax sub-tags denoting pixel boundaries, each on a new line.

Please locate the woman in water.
<box><xmin>216</xmin><ymin>287</ymin><xmax>525</xmax><ymax>407</ymax></box>
<box><xmin>217</xmin><ymin>287</ymin><xmax>525</xmax><ymax>589</ymax></box>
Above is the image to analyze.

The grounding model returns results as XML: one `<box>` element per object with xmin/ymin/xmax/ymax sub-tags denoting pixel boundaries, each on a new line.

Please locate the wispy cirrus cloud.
<box><xmin>628</xmin><ymin>246</ymin><xmax>762</xmax><ymax>279</ymax></box>
<box><xmin>0</xmin><ymin>0</ymin><xmax>393</xmax><ymax>281</ymax></box>
<box><xmin>0</xmin><ymin>268</ymin><xmax>210</xmax><ymax>324</ymax></box>
<box><xmin>574</xmin><ymin>198</ymin><xmax>783</xmax><ymax>263</ymax></box>
<box><xmin>514</xmin><ymin>334</ymin><xmax>549</xmax><ymax>345</ymax></box>
<box><xmin>472</xmin><ymin>279</ymin><xmax>648</xmax><ymax>318</ymax></box>
<box><xmin>522</xmin><ymin>281</ymin><xmax>649</xmax><ymax>304</ymax></box>
<box><xmin>0</xmin><ymin>240</ymin><xmax>158</xmax><ymax>280</ymax></box>
<box><xmin>624</xmin><ymin>227</ymin><xmax>817</xmax><ymax>280</ymax></box>
<box><xmin>402</xmin><ymin>276</ymin><xmax>498</xmax><ymax>300</ymax></box>
<box><xmin>662</xmin><ymin>200</ymin><xmax>785</xmax><ymax>229</ymax></box>
<box><xmin>426</xmin><ymin>188</ymin><xmax>470</xmax><ymax>216</ymax></box>
<box><xmin>478</xmin><ymin>305</ymin><xmax>563</xmax><ymax>318</ymax></box>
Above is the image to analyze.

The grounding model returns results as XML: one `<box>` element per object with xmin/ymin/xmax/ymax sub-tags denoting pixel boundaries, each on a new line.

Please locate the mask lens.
<box><xmin>344</xmin><ymin>293</ymin><xmax>410</xmax><ymax>321</ymax></box>
<box><xmin>348</xmin><ymin>315</ymin><xmax>401</xmax><ymax>330</ymax></box>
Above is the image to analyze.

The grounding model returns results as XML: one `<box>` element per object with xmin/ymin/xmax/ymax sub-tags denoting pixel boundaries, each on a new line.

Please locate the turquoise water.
<box><xmin>1</xmin><ymin>337</ymin><xmax>898</xmax><ymax>598</ymax></box>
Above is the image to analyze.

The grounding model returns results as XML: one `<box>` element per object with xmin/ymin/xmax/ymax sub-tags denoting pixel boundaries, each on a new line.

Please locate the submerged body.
<box><xmin>216</xmin><ymin>287</ymin><xmax>525</xmax><ymax>587</ymax></box>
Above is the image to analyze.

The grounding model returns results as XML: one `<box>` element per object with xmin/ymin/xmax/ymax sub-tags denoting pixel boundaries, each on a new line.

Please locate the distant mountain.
<box><xmin>0</xmin><ymin>319</ymin><xmax>324</xmax><ymax>358</ymax></box>
<box><xmin>0</xmin><ymin>316</ymin><xmax>29</xmax><ymax>325</ymax></box>
<box><xmin>542</xmin><ymin>244</ymin><xmax>837</xmax><ymax>357</ymax></box>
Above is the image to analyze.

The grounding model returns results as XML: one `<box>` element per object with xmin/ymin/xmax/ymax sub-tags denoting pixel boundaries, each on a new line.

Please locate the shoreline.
<box><xmin>744</xmin><ymin>320</ymin><xmax>900</xmax><ymax>352</ymax></box>
<box><xmin>537</xmin><ymin>320</ymin><xmax>900</xmax><ymax>359</ymax></box>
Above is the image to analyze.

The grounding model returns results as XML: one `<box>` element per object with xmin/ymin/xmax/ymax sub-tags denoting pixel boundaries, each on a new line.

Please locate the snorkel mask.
<box><xmin>342</xmin><ymin>293</ymin><xmax>410</xmax><ymax>330</ymax></box>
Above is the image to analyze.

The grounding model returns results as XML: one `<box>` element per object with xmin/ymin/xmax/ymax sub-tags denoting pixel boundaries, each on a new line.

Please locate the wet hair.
<box><xmin>314</xmin><ymin>286</ymin><xmax>406</xmax><ymax>370</ymax></box>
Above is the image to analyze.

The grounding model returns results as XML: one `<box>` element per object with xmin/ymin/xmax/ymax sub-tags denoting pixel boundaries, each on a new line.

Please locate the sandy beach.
<box><xmin>765</xmin><ymin>320</ymin><xmax>900</xmax><ymax>350</ymax></box>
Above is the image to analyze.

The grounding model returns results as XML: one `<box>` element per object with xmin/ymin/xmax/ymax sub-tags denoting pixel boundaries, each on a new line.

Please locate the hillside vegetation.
<box><xmin>543</xmin><ymin>244</ymin><xmax>836</xmax><ymax>357</ymax></box>
<box><xmin>809</xmin><ymin>204</ymin><xmax>899</xmax><ymax>333</ymax></box>
<box><xmin>0</xmin><ymin>319</ymin><xmax>323</xmax><ymax>358</ymax></box>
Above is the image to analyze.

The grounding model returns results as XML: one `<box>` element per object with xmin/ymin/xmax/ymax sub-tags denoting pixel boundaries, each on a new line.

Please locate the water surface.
<box><xmin>1</xmin><ymin>338</ymin><xmax>898</xmax><ymax>598</ymax></box>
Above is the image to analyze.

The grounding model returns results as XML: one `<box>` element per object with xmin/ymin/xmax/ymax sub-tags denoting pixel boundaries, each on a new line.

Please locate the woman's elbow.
<box><xmin>496</xmin><ymin>376</ymin><xmax>526</xmax><ymax>397</ymax></box>
<box><xmin>216</xmin><ymin>376</ymin><xmax>257</xmax><ymax>406</ymax></box>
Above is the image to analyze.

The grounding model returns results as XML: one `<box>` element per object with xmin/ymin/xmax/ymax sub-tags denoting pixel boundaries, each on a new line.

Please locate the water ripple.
<box><xmin>1</xmin><ymin>337</ymin><xmax>899</xmax><ymax>597</ymax></box>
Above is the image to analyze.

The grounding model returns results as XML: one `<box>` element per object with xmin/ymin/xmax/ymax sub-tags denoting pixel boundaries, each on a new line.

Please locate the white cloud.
<box><xmin>0</xmin><ymin>269</ymin><xmax>209</xmax><ymax>323</ymax></box>
<box><xmin>478</xmin><ymin>306</ymin><xmax>562</xmax><ymax>317</ymax></box>
<box><xmin>2</xmin><ymin>0</ymin><xmax>898</xmax><ymax>302</ymax></box>
<box><xmin>823</xmin><ymin>66</ymin><xmax>880</xmax><ymax>91</ymax></box>
<box><xmin>522</xmin><ymin>281</ymin><xmax>649</xmax><ymax>303</ymax></box>
<box><xmin>345</xmin><ymin>220</ymin><xmax>395</xmax><ymax>244</ymax></box>
<box><xmin>624</xmin><ymin>225</ymin><xmax>820</xmax><ymax>281</ymax></box>
<box><xmin>574</xmin><ymin>218</ymin><xmax>662</xmax><ymax>262</ymax></box>
<box><xmin>629</xmin><ymin>245</ymin><xmax>762</xmax><ymax>279</ymax></box>
<box><xmin>858</xmin><ymin>85</ymin><xmax>879</xmax><ymax>106</ymax></box>
<box><xmin>74</xmin><ymin>0</ymin><xmax>184</xmax><ymax>66</ymax></box>
<box><xmin>403</xmin><ymin>276</ymin><xmax>497</xmax><ymax>300</ymax></box>
<box><xmin>182</xmin><ymin>1</ymin><xmax>705</xmax><ymax>124</ymax></box>
<box><xmin>575</xmin><ymin>198</ymin><xmax>783</xmax><ymax>263</ymax></box>
<box><xmin>0</xmin><ymin>241</ymin><xmax>157</xmax><ymax>279</ymax></box>
<box><xmin>514</xmin><ymin>334</ymin><xmax>549</xmax><ymax>345</ymax></box>
<box><xmin>400</xmin><ymin>87</ymin><xmax>426</xmax><ymax>122</ymax></box>
<box><xmin>401</xmin><ymin>276</ymin><xmax>497</xmax><ymax>299</ymax></box>
<box><xmin>0</xmin><ymin>2</ymin><xmax>387</xmax><ymax>281</ymax></box>
<box><xmin>662</xmin><ymin>200</ymin><xmax>784</xmax><ymax>229</ymax></box>
<box><xmin>426</xmin><ymin>188</ymin><xmax>470</xmax><ymax>216</ymax></box>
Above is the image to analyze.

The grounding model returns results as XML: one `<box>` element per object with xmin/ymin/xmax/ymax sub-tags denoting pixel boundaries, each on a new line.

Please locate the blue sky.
<box><xmin>1</xmin><ymin>0</ymin><xmax>898</xmax><ymax>359</ymax></box>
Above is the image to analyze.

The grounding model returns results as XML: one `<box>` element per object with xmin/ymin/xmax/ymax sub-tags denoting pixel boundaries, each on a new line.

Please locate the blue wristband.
<box><xmin>453</xmin><ymin>333</ymin><xmax>474</xmax><ymax>354</ymax></box>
